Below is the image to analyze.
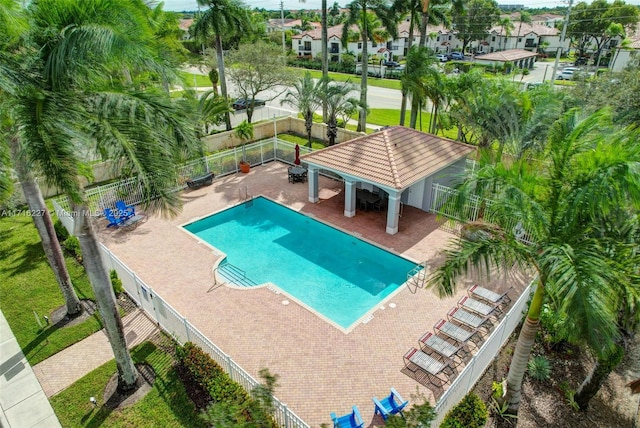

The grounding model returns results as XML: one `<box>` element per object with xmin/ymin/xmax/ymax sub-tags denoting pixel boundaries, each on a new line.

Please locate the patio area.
<box><xmin>97</xmin><ymin>161</ymin><xmax>528</xmax><ymax>427</ymax></box>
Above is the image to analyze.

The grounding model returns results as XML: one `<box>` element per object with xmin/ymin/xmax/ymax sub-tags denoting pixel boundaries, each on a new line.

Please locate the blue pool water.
<box><xmin>183</xmin><ymin>197</ymin><xmax>416</xmax><ymax>329</ymax></box>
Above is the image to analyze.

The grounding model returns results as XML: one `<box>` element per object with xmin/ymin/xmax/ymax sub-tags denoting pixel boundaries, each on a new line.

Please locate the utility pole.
<box><xmin>281</xmin><ymin>0</ymin><xmax>286</xmax><ymax>55</ymax></box>
<box><xmin>550</xmin><ymin>0</ymin><xmax>573</xmax><ymax>87</ymax></box>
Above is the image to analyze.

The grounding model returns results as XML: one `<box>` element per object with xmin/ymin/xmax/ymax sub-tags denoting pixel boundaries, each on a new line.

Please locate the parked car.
<box><xmin>556</xmin><ymin>70</ymin><xmax>575</xmax><ymax>80</ymax></box>
<box><xmin>383</xmin><ymin>60</ymin><xmax>400</xmax><ymax>68</ymax></box>
<box><xmin>574</xmin><ymin>57</ymin><xmax>589</xmax><ymax>66</ymax></box>
<box><xmin>232</xmin><ymin>98</ymin><xmax>266</xmax><ymax>110</ymax></box>
<box><xmin>435</xmin><ymin>54</ymin><xmax>448</xmax><ymax>62</ymax></box>
<box><xmin>449</xmin><ymin>52</ymin><xmax>464</xmax><ymax>60</ymax></box>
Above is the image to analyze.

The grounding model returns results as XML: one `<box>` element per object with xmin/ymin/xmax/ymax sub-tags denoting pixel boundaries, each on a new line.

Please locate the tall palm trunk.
<box><xmin>575</xmin><ymin>345</ymin><xmax>624</xmax><ymax>410</ymax></box>
<box><xmin>305</xmin><ymin>110</ymin><xmax>313</xmax><ymax>147</ymax></box>
<box><xmin>358</xmin><ymin>11</ymin><xmax>369</xmax><ymax>133</ymax></box>
<box><xmin>72</xmin><ymin>201</ymin><xmax>138</xmax><ymax>392</ymax></box>
<box><xmin>504</xmin><ymin>282</ymin><xmax>545</xmax><ymax>413</ymax></box>
<box><xmin>215</xmin><ymin>34</ymin><xmax>232</xmax><ymax>131</ymax></box>
<box><xmin>9</xmin><ymin>135</ymin><xmax>81</xmax><ymax>316</ymax></box>
<box><xmin>321</xmin><ymin>0</ymin><xmax>328</xmax><ymax>122</ymax></box>
<box><xmin>418</xmin><ymin>0</ymin><xmax>430</xmax><ymax>48</ymax></box>
<box><xmin>399</xmin><ymin>12</ymin><xmax>416</xmax><ymax>126</ymax></box>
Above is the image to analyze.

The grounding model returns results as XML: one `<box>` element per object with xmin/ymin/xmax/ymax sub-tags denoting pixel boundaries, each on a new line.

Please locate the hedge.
<box><xmin>176</xmin><ymin>342</ymin><xmax>277</xmax><ymax>427</ymax></box>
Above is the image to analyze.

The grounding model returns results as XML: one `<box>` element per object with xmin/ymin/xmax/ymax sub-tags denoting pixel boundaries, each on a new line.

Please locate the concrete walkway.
<box><xmin>0</xmin><ymin>310</ymin><xmax>61</xmax><ymax>428</ymax></box>
<box><xmin>33</xmin><ymin>309</ymin><xmax>159</xmax><ymax>398</ymax></box>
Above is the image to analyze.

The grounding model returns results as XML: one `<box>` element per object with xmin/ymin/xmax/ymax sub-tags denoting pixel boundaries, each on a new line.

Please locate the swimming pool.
<box><xmin>183</xmin><ymin>197</ymin><xmax>417</xmax><ymax>329</ymax></box>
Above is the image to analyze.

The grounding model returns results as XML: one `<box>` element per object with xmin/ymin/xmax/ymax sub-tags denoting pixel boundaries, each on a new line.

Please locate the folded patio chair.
<box><xmin>330</xmin><ymin>405</ymin><xmax>364</xmax><ymax>428</ymax></box>
<box><xmin>115</xmin><ymin>200</ymin><xmax>135</xmax><ymax>220</ymax></box>
<box><xmin>373</xmin><ymin>388</ymin><xmax>408</xmax><ymax>420</ymax></box>
<box><xmin>104</xmin><ymin>208</ymin><xmax>124</xmax><ymax>228</ymax></box>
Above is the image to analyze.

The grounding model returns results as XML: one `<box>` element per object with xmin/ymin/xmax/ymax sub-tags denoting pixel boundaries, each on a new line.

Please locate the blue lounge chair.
<box><xmin>331</xmin><ymin>405</ymin><xmax>364</xmax><ymax>428</ymax></box>
<box><xmin>373</xmin><ymin>388</ymin><xmax>408</xmax><ymax>420</ymax></box>
<box><xmin>104</xmin><ymin>208</ymin><xmax>124</xmax><ymax>228</ymax></box>
<box><xmin>115</xmin><ymin>200</ymin><xmax>135</xmax><ymax>220</ymax></box>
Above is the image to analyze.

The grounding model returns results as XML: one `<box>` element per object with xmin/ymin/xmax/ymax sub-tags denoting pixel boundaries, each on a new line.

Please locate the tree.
<box><xmin>498</xmin><ymin>16</ymin><xmax>514</xmax><ymax>51</ymax></box>
<box><xmin>418</xmin><ymin>0</ymin><xmax>451</xmax><ymax>49</ymax></box>
<box><xmin>450</xmin><ymin>0</ymin><xmax>500</xmax><ymax>53</ymax></box>
<box><xmin>226</xmin><ymin>41</ymin><xmax>295</xmax><ymax>123</ymax></box>
<box><xmin>568</xmin><ymin>0</ymin><xmax>639</xmax><ymax>60</ymax></box>
<box><xmin>194</xmin><ymin>0</ymin><xmax>252</xmax><ymax>131</ymax></box>
<box><xmin>342</xmin><ymin>0</ymin><xmax>398</xmax><ymax>132</ymax></box>
<box><xmin>15</xmin><ymin>0</ymin><xmax>199</xmax><ymax>393</ymax></box>
<box><xmin>515</xmin><ymin>11</ymin><xmax>531</xmax><ymax>49</ymax></box>
<box><xmin>316</xmin><ymin>78</ymin><xmax>361</xmax><ymax>146</ymax></box>
<box><xmin>426</xmin><ymin>109</ymin><xmax>640</xmax><ymax>414</ymax></box>
<box><xmin>280</xmin><ymin>72</ymin><xmax>322</xmax><ymax>147</ymax></box>
<box><xmin>401</xmin><ymin>46</ymin><xmax>440</xmax><ymax>129</ymax></box>
<box><xmin>0</xmin><ymin>0</ymin><xmax>82</xmax><ymax>318</ymax></box>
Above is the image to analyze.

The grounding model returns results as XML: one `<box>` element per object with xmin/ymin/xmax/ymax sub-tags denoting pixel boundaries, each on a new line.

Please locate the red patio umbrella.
<box><xmin>294</xmin><ymin>144</ymin><xmax>301</xmax><ymax>165</ymax></box>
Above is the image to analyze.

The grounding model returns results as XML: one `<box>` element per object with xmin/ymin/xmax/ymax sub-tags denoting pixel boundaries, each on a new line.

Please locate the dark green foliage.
<box><xmin>527</xmin><ymin>355</ymin><xmax>552</xmax><ymax>381</ymax></box>
<box><xmin>53</xmin><ymin>218</ymin><xmax>69</xmax><ymax>241</ymax></box>
<box><xmin>177</xmin><ymin>342</ymin><xmax>277</xmax><ymax>427</ymax></box>
<box><xmin>385</xmin><ymin>389</ymin><xmax>436</xmax><ymax>428</ymax></box>
<box><xmin>109</xmin><ymin>269</ymin><xmax>124</xmax><ymax>294</ymax></box>
<box><xmin>440</xmin><ymin>392</ymin><xmax>488</xmax><ymax>428</ymax></box>
<box><xmin>62</xmin><ymin>235</ymin><xmax>81</xmax><ymax>262</ymax></box>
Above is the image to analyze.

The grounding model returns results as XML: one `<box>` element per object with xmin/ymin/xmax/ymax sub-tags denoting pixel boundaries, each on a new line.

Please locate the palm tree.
<box><xmin>14</xmin><ymin>0</ymin><xmax>199</xmax><ymax>393</ymax></box>
<box><xmin>194</xmin><ymin>0</ymin><xmax>251</xmax><ymax>131</ymax></box>
<box><xmin>515</xmin><ymin>11</ymin><xmax>531</xmax><ymax>49</ymax></box>
<box><xmin>316</xmin><ymin>78</ymin><xmax>361</xmax><ymax>145</ymax></box>
<box><xmin>498</xmin><ymin>16</ymin><xmax>514</xmax><ymax>51</ymax></box>
<box><xmin>280</xmin><ymin>72</ymin><xmax>322</xmax><ymax>147</ymax></box>
<box><xmin>342</xmin><ymin>0</ymin><xmax>398</xmax><ymax>132</ymax></box>
<box><xmin>426</xmin><ymin>109</ymin><xmax>640</xmax><ymax>414</ymax></box>
<box><xmin>0</xmin><ymin>0</ymin><xmax>82</xmax><ymax>317</ymax></box>
<box><xmin>402</xmin><ymin>46</ymin><xmax>439</xmax><ymax>129</ymax></box>
<box><xmin>418</xmin><ymin>0</ymin><xmax>451</xmax><ymax>49</ymax></box>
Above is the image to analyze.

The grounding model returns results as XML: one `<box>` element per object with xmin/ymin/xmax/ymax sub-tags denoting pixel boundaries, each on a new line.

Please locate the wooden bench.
<box><xmin>186</xmin><ymin>172</ymin><xmax>214</xmax><ymax>189</ymax></box>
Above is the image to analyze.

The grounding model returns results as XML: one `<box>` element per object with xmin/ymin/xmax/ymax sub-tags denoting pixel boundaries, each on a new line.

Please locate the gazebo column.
<box><xmin>386</xmin><ymin>192</ymin><xmax>401</xmax><ymax>235</ymax></box>
<box><xmin>344</xmin><ymin>179</ymin><xmax>357</xmax><ymax>218</ymax></box>
<box><xmin>307</xmin><ymin>166</ymin><xmax>319</xmax><ymax>203</ymax></box>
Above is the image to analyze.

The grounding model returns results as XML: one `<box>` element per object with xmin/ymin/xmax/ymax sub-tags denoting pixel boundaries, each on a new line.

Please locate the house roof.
<box><xmin>490</xmin><ymin>22</ymin><xmax>559</xmax><ymax>37</ymax></box>
<box><xmin>179</xmin><ymin>19</ymin><xmax>193</xmax><ymax>32</ymax></box>
<box><xmin>292</xmin><ymin>24</ymin><xmax>345</xmax><ymax>40</ymax></box>
<box><xmin>476</xmin><ymin>49</ymin><xmax>538</xmax><ymax>62</ymax></box>
<box><xmin>300</xmin><ymin>126</ymin><xmax>475</xmax><ymax>190</ymax></box>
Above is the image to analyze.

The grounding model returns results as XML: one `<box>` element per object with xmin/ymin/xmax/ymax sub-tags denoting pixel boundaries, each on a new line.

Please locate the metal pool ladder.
<box><xmin>406</xmin><ymin>261</ymin><xmax>428</xmax><ymax>293</ymax></box>
<box><xmin>239</xmin><ymin>186</ymin><xmax>253</xmax><ymax>206</ymax></box>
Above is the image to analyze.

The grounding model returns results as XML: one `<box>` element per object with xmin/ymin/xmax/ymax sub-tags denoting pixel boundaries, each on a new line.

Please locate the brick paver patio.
<box><xmin>98</xmin><ymin>162</ymin><xmax>528</xmax><ymax>427</ymax></box>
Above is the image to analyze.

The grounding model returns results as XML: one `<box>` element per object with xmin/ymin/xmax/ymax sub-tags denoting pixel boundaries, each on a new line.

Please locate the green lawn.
<box><xmin>50</xmin><ymin>338</ymin><xmax>205</xmax><ymax>428</ymax></box>
<box><xmin>276</xmin><ymin>132</ymin><xmax>327</xmax><ymax>150</ymax></box>
<box><xmin>0</xmin><ymin>214</ymin><xmax>103</xmax><ymax>365</ymax></box>
<box><xmin>177</xmin><ymin>71</ymin><xmax>212</xmax><ymax>88</ymax></box>
<box><xmin>289</xmin><ymin>67</ymin><xmax>402</xmax><ymax>90</ymax></box>
<box><xmin>364</xmin><ymin>109</ymin><xmax>458</xmax><ymax>140</ymax></box>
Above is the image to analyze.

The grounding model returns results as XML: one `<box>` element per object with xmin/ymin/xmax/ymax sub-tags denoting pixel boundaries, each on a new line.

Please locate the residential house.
<box><xmin>179</xmin><ymin>18</ymin><xmax>194</xmax><ymax>40</ymax></box>
<box><xmin>611</xmin><ymin>36</ymin><xmax>640</xmax><ymax>72</ymax></box>
<box><xmin>267</xmin><ymin>18</ymin><xmax>321</xmax><ymax>34</ymax></box>
<box><xmin>531</xmin><ymin>13</ymin><xmax>564</xmax><ymax>28</ymax></box>
<box><xmin>484</xmin><ymin>22</ymin><xmax>570</xmax><ymax>55</ymax></box>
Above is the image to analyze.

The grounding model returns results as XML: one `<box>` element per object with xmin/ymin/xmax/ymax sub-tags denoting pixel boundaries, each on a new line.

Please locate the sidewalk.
<box><xmin>0</xmin><ymin>310</ymin><xmax>61</xmax><ymax>428</ymax></box>
<box><xmin>33</xmin><ymin>309</ymin><xmax>159</xmax><ymax>398</ymax></box>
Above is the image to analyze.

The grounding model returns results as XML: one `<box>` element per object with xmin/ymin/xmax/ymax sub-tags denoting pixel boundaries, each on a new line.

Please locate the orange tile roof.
<box><xmin>301</xmin><ymin>126</ymin><xmax>475</xmax><ymax>190</ymax></box>
<box><xmin>476</xmin><ymin>49</ymin><xmax>538</xmax><ymax>62</ymax></box>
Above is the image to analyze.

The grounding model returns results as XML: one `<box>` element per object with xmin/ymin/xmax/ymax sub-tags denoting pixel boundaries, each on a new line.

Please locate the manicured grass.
<box><xmin>0</xmin><ymin>214</ymin><xmax>103</xmax><ymax>365</ymax></box>
<box><xmin>50</xmin><ymin>339</ymin><xmax>206</xmax><ymax>428</ymax></box>
<box><xmin>177</xmin><ymin>71</ymin><xmax>212</xmax><ymax>88</ymax></box>
<box><xmin>276</xmin><ymin>132</ymin><xmax>326</xmax><ymax>150</ymax></box>
<box><xmin>364</xmin><ymin>109</ymin><xmax>459</xmax><ymax>140</ymax></box>
<box><xmin>289</xmin><ymin>67</ymin><xmax>402</xmax><ymax>90</ymax></box>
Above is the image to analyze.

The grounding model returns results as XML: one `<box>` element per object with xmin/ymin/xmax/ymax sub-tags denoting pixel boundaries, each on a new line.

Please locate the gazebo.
<box><xmin>474</xmin><ymin>49</ymin><xmax>538</xmax><ymax>70</ymax></box>
<box><xmin>300</xmin><ymin>126</ymin><xmax>476</xmax><ymax>235</ymax></box>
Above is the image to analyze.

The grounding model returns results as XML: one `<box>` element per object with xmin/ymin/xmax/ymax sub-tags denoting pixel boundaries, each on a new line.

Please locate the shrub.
<box><xmin>110</xmin><ymin>270</ymin><xmax>124</xmax><ymax>295</ymax></box>
<box><xmin>440</xmin><ymin>392</ymin><xmax>488</xmax><ymax>428</ymax></box>
<box><xmin>54</xmin><ymin>219</ymin><xmax>70</xmax><ymax>241</ymax></box>
<box><xmin>527</xmin><ymin>355</ymin><xmax>552</xmax><ymax>381</ymax></box>
<box><xmin>177</xmin><ymin>342</ymin><xmax>277</xmax><ymax>427</ymax></box>
<box><xmin>63</xmin><ymin>236</ymin><xmax>82</xmax><ymax>262</ymax></box>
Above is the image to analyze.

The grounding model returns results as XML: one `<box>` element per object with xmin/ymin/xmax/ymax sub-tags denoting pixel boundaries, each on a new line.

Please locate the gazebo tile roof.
<box><xmin>301</xmin><ymin>126</ymin><xmax>475</xmax><ymax>190</ymax></box>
